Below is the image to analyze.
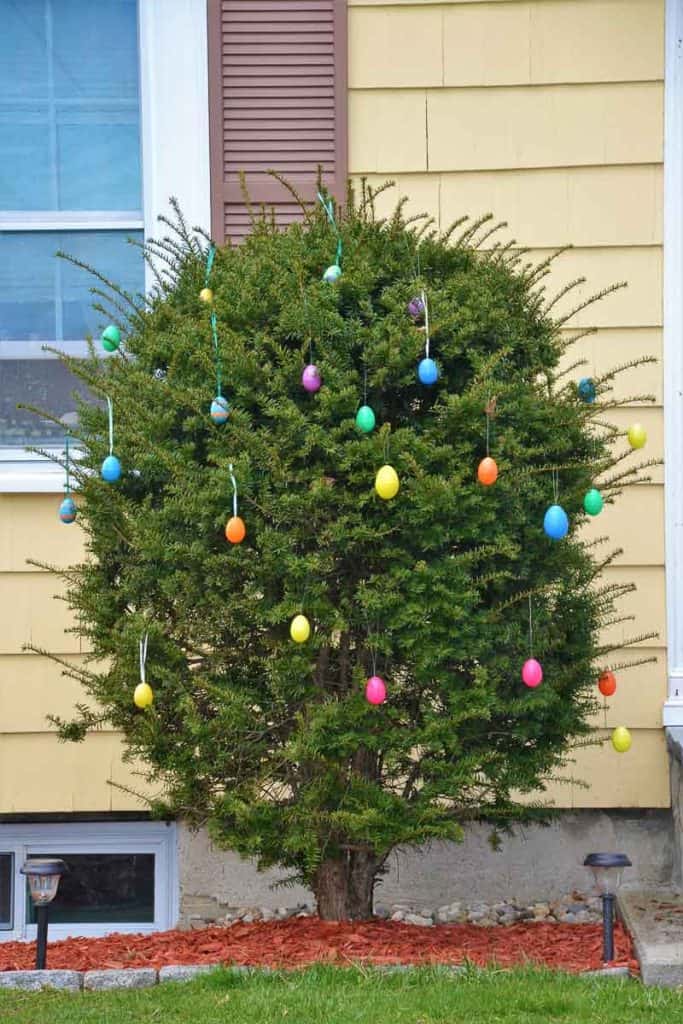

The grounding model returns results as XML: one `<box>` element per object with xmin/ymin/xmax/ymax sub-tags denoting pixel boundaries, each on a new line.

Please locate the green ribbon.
<box><xmin>205</xmin><ymin>244</ymin><xmax>222</xmax><ymax>397</ymax></box>
<box><xmin>64</xmin><ymin>435</ymin><xmax>71</xmax><ymax>495</ymax></box>
<box><xmin>205</xmin><ymin>243</ymin><xmax>216</xmax><ymax>286</ymax></box>
<box><xmin>317</xmin><ymin>192</ymin><xmax>342</xmax><ymax>268</ymax></box>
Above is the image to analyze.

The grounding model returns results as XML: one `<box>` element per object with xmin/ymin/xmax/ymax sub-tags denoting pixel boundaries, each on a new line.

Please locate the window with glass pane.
<box><xmin>26</xmin><ymin>853</ymin><xmax>155</xmax><ymax>924</ymax></box>
<box><xmin>0</xmin><ymin>853</ymin><xmax>13</xmax><ymax>929</ymax></box>
<box><xmin>0</xmin><ymin>0</ymin><xmax>144</xmax><ymax>448</ymax></box>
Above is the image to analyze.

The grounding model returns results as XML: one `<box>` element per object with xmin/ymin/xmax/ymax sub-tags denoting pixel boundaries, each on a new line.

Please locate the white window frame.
<box><xmin>664</xmin><ymin>0</ymin><xmax>683</xmax><ymax>726</ymax></box>
<box><xmin>0</xmin><ymin>821</ymin><xmax>178</xmax><ymax>941</ymax></box>
<box><xmin>0</xmin><ymin>0</ymin><xmax>211</xmax><ymax>493</ymax></box>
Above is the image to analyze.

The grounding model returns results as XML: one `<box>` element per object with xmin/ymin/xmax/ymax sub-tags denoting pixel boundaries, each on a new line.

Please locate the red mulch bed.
<box><xmin>0</xmin><ymin>918</ymin><xmax>638</xmax><ymax>975</ymax></box>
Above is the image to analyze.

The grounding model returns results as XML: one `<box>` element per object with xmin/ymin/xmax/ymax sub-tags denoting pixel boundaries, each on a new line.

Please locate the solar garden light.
<box><xmin>583</xmin><ymin>852</ymin><xmax>631</xmax><ymax>962</ymax></box>
<box><xmin>21</xmin><ymin>859</ymin><xmax>66</xmax><ymax>970</ymax></box>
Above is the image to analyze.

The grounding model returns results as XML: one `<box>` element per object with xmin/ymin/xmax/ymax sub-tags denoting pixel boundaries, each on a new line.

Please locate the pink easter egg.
<box><xmin>365</xmin><ymin>675</ymin><xmax>386</xmax><ymax>705</ymax></box>
<box><xmin>521</xmin><ymin>658</ymin><xmax>543</xmax><ymax>688</ymax></box>
<box><xmin>302</xmin><ymin>364</ymin><xmax>321</xmax><ymax>393</ymax></box>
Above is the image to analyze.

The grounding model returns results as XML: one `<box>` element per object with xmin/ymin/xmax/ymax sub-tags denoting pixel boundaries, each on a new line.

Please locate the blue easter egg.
<box><xmin>578</xmin><ymin>377</ymin><xmax>596</xmax><ymax>403</ymax></box>
<box><xmin>58</xmin><ymin>497</ymin><xmax>77</xmax><ymax>524</ymax></box>
<box><xmin>323</xmin><ymin>264</ymin><xmax>342</xmax><ymax>283</ymax></box>
<box><xmin>210</xmin><ymin>396</ymin><xmax>230</xmax><ymax>424</ymax></box>
<box><xmin>101</xmin><ymin>455</ymin><xmax>121</xmax><ymax>482</ymax></box>
<box><xmin>418</xmin><ymin>357</ymin><xmax>439</xmax><ymax>385</ymax></box>
<box><xmin>543</xmin><ymin>504</ymin><xmax>569</xmax><ymax>540</ymax></box>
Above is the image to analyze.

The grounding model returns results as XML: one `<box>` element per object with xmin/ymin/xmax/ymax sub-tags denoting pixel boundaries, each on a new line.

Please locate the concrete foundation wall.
<box><xmin>178</xmin><ymin>809</ymin><xmax>673</xmax><ymax>924</ymax></box>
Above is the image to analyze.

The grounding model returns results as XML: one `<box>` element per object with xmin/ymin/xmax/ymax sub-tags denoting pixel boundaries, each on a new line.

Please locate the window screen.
<box><xmin>0</xmin><ymin>853</ymin><xmax>13</xmax><ymax>930</ymax></box>
<box><xmin>26</xmin><ymin>852</ymin><xmax>155</xmax><ymax>925</ymax></box>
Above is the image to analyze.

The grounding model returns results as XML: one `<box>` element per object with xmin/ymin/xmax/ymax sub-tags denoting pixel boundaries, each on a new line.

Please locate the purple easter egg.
<box><xmin>302</xmin><ymin>364</ymin><xmax>322</xmax><ymax>393</ymax></box>
<box><xmin>407</xmin><ymin>296</ymin><xmax>425</xmax><ymax>321</ymax></box>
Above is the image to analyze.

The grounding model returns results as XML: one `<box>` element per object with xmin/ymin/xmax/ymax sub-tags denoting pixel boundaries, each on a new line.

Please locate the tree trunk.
<box><xmin>313</xmin><ymin>851</ymin><xmax>377</xmax><ymax>920</ymax></box>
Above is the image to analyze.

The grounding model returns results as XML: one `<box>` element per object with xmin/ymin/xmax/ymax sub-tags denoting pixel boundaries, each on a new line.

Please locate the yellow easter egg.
<box><xmin>611</xmin><ymin>726</ymin><xmax>632</xmax><ymax>753</ymax></box>
<box><xmin>134</xmin><ymin>682</ymin><xmax>154</xmax><ymax>709</ymax></box>
<box><xmin>375</xmin><ymin>465</ymin><xmax>399</xmax><ymax>500</ymax></box>
<box><xmin>627</xmin><ymin>423</ymin><xmax>647</xmax><ymax>449</ymax></box>
<box><xmin>290</xmin><ymin>614</ymin><xmax>311</xmax><ymax>644</ymax></box>
<box><xmin>199</xmin><ymin>287</ymin><xmax>213</xmax><ymax>304</ymax></box>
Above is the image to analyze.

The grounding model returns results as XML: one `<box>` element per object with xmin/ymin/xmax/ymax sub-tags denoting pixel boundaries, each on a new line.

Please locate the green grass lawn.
<box><xmin>0</xmin><ymin>965</ymin><xmax>681</xmax><ymax>1023</ymax></box>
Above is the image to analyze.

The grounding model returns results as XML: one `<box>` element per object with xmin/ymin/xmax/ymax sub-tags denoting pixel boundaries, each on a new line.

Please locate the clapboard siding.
<box><xmin>348</xmin><ymin>0</ymin><xmax>667</xmax><ymax>808</ymax></box>
<box><xmin>208</xmin><ymin>0</ymin><xmax>347</xmax><ymax>242</ymax></box>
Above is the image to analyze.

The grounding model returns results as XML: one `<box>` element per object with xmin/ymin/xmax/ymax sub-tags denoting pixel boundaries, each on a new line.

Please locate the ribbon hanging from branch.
<box><xmin>318</xmin><ymin>192</ymin><xmax>342</xmax><ymax>269</ymax></box>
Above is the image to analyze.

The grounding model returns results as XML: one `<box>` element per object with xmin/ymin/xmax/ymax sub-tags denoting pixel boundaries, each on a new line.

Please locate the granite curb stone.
<box><xmin>0</xmin><ymin>970</ymin><xmax>82</xmax><ymax>991</ymax></box>
<box><xmin>83</xmin><ymin>968</ymin><xmax>158</xmax><ymax>990</ymax></box>
<box><xmin>158</xmin><ymin>964</ymin><xmax>219</xmax><ymax>983</ymax></box>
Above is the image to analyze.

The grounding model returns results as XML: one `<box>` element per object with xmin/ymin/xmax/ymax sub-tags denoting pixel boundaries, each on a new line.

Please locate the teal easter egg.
<box><xmin>355</xmin><ymin>405</ymin><xmax>376</xmax><ymax>433</ymax></box>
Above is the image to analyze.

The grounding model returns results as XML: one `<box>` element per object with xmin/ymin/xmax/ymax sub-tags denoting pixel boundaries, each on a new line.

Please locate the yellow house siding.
<box><xmin>349</xmin><ymin>0</ymin><xmax>667</xmax><ymax>807</ymax></box>
<box><xmin>0</xmin><ymin>495</ymin><xmax>143</xmax><ymax>812</ymax></box>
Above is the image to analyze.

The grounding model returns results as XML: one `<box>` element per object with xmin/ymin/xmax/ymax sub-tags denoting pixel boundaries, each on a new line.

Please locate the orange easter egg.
<box><xmin>477</xmin><ymin>457</ymin><xmax>498</xmax><ymax>486</ymax></box>
<box><xmin>225</xmin><ymin>516</ymin><xmax>246</xmax><ymax>544</ymax></box>
<box><xmin>598</xmin><ymin>671</ymin><xmax>617</xmax><ymax>697</ymax></box>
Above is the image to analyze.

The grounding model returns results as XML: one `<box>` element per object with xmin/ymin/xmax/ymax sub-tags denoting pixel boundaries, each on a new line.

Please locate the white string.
<box><xmin>528</xmin><ymin>595</ymin><xmax>534</xmax><ymax>658</ymax></box>
<box><xmin>552</xmin><ymin>470</ymin><xmax>559</xmax><ymax>504</ymax></box>
<box><xmin>421</xmin><ymin>290</ymin><xmax>431</xmax><ymax>359</ymax></box>
<box><xmin>139</xmin><ymin>632</ymin><xmax>148</xmax><ymax>684</ymax></box>
<box><xmin>229</xmin><ymin>462</ymin><xmax>238</xmax><ymax>518</ymax></box>
<box><xmin>106</xmin><ymin>396</ymin><xmax>114</xmax><ymax>456</ymax></box>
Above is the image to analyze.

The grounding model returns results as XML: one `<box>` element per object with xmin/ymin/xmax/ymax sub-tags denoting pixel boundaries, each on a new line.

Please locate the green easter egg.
<box><xmin>355</xmin><ymin>405</ymin><xmax>376</xmax><ymax>433</ymax></box>
<box><xmin>101</xmin><ymin>325</ymin><xmax>121</xmax><ymax>352</ymax></box>
<box><xmin>583</xmin><ymin>488</ymin><xmax>604</xmax><ymax>516</ymax></box>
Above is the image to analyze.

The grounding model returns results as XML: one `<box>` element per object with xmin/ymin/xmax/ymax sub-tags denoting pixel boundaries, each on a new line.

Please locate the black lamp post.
<box><xmin>21</xmin><ymin>859</ymin><xmax>66</xmax><ymax>970</ymax></box>
<box><xmin>583</xmin><ymin>852</ymin><xmax>631</xmax><ymax>962</ymax></box>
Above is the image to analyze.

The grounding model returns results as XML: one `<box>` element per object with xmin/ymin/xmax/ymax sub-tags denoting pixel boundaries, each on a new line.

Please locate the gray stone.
<box><xmin>83</xmin><ymin>969</ymin><xmax>158</xmax><ymax>991</ymax></box>
<box><xmin>159</xmin><ymin>965</ymin><xmax>218</xmax><ymax>983</ymax></box>
<box><xmin>390</xmin><ymin>910</ymin><xmax>405</xmax><ymax>922</ymax></box>
<box><xmin>583</xmin><ymin>966</ymin><xmax>630</xmax><ymax>978</ymax></box>
<box><xmin>619</xmin><ymin>888</ymin><xmax>683</xmax><ymax>988</ymax></box>
<box><xmin>0</xmin><ymin>970</ymin><xmax>82</xmax><ymax>991</ymax></box>
<box><xmin>404</xmin><ymin>913</ymin><xmax>433</xmax><ymax>927</ymax></box>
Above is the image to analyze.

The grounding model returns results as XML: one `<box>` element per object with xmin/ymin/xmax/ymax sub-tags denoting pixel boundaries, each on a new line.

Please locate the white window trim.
<box><xmin>664</xmin><ymin>0</ymin><xmax>683</xmax><ymax>726</ymax></box>
<box><xmin>0</xmin><ymin>0</ymin><xmax>211</xmax><ymax>493</ymax></box>
<box><xmin>0</xmin><ymin>821</ymin><xmax>178</xmax><ymax>941</ymax></box>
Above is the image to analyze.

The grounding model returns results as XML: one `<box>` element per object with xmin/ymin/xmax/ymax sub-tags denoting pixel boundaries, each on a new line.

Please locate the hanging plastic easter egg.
<box><xmin>134</xmin><ymin>682</ymin><xmax>154</xmax><ymax>709</ymax></box>
<box><xmin>407</xmin><ymin>296</ymin><xmax>425</xmax><ymax>321</ymax></box>
<box><xmin>210</xmin><ymin>396</ymin><xmax>230</xmax><ymax>424</ymax></box>
<box><xmin>365</xmin><ymin>675</ymin><xmax>386</xmax><ymax>705</ymax></box>
<box><xmin>225</xmin><ymin>515</ymin><xmax>246</xmax><ymax>544</ymax></box>
<box><xmin>543</xmin><ymin>504</ymin><xmax>569</xmax><ymax>540</ymax></box>
<box><xmin>375</xmin><ymin>465</ymin><xmax>400</xmax><ymax>500</ymax></box>
<box><xmin>628</xmin><ymin>423</ymin><xmax>647</xmax><ymax>449</ymax></box>
<box><xmin>323</xmin><ymin>264</ymin><xmax>342</xmax><ymax>283</ymax></box>
<box><xmin>522</xmin><ymin>658</ymin><xmax>543</xmax><ymax>688</ymax></box>
<box><xmin>101</xmin><ymin>325</ymin><xmax>121</xmax><ymax>352</ymax></box>
<box><xmin>611</xmin><ymin>725</ymin><xmax>632</xmax><ymax>753</ymax></box>
<box><xmin>477</xmin><ymin>457</ymin><xmax>498</xmax><ymax>486</ymax></box>
<box><xmin>58</xmin><ymin>496</ymin><xmax>77</xmax><ymax>524</ymax></box>
<box><xmin>199</xmin><ymin>287</ymin><xmax>213</xmax><ymax>304</ymax></box>
<box><xmin>355</xmin><ymin>405</ymin><xmax>376</xmax><ymax>433</ymax></box>
<box><xmin>598</xmin><ymin>671</ymin><xmax>617</xmax><ymax>697</ymax></box>
<box><xmin>577</xmin><ymin>377</ymin><xmax>596</xmax><ymax>403</ymax></box>
<box><xmin>290</xmin><ymin>614</ymin><xmax>311</xmax><ymax>644</ymax></box>
<box><xmin>302</xmin><ymin>364</ymin><xmax>322</xmax><ymax>393</ymax></box>
<box><xmin>583</xmin><ymin>488</ymin><xmax>604</xmax><ymax>516</ymax></box>
<box><xmin>101</xmin><ymin>455</ymin><xmax>121</xmax><ymax>482</ymax></box>
<box><xmin>418</xmin><ymin>357</ymin><xmax>439</xmax><ymax>385</ymax></box>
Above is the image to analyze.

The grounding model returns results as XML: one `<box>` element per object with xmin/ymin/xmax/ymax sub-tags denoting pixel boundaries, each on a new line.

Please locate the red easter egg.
<box><xmin>598</xmin><ymin>671</ymin><xmax>617</xmax><ymax>697</ymax></box>
<box><xmin>225</xmin><ymin>516</ymin><xmax>246</xmax><ymax>544</ymax></box>
<box><xmin>477</xmin><ymin>457</ymin><xmax>498</xmax><ymax>486</ymax></box>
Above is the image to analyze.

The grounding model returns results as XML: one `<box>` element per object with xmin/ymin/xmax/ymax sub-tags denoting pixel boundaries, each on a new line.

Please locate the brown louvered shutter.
<box><xmin>207</xmin><ymin>0</ymin><xmax>348</xmax><ymax>243</ymax></box>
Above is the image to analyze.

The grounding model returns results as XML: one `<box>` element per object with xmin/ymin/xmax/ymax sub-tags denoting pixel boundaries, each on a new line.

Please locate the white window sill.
<box><xmin>0</xmin><ymin>452</ymin><xmax>64</xmax><ymax>494</ymax></box>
